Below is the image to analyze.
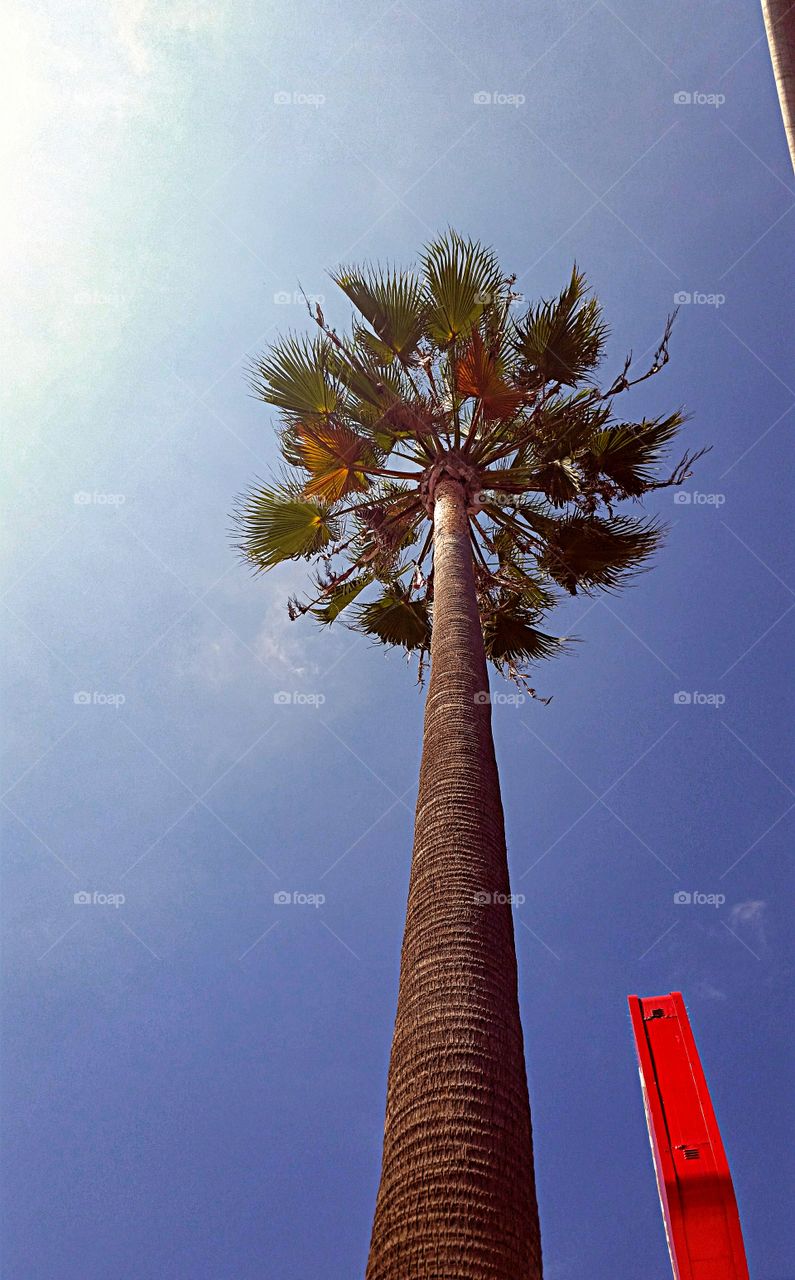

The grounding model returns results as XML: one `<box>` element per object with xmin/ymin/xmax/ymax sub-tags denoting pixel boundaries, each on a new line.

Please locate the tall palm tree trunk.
<box><xmin>366</xmin><ymin>476</ymin><xmax>542</xmax><ymax>1279</ymax></box>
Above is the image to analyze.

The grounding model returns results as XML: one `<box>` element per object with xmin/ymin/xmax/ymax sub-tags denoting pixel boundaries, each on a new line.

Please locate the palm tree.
<box><xmin>761</xmin><ymin>0</ymin><xmax>795</xmax><ymax>172</ymax></box>
<box><xmin>234</xmin><ymin>233</ymin><xmax>703</xmax><ymax>1279</ymax></box>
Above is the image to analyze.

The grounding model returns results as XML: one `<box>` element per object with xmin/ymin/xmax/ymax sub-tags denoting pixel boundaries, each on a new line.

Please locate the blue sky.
<box><xmin>2</xmin><ymin>2</ymin><xmax>793</xmax><ymax>1277</ymax></box>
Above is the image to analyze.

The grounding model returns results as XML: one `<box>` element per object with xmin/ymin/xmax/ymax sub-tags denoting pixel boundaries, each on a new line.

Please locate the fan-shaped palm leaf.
<box><xmin>312</xmin><ymin>572</ymin><xmax>373</xmax><ymax>624</ymax></box>
<box><xmin>513</xmin><ymin>266</ymin><xmax>607</xmax><ymax>388</ymax></box>
<box><xmin>331</xmin><ymin>265</ymin><xmax>427</xmax><ymax>364</ymax></box>
<box><xmin>483</xmin><ymin>602</ymin><xmax>568</xmax><ymax>664</ymax></box>
<box><xmin>457</xmin><ymin>329</ymin><xmax>524</xmax><ymax>421</ymax></box>
<box><xmin>234</xmin><ymin>485</ymin><xmax>340</xmax><ymax>570</ymax></box>
<box><xmin>530</xmin><ymin>458</ymin><xmax>581</xmax><ymax>507</ymax></box>
<box><xmin>421</xmin><ymin>231</ymin><xmax>503</xmax><ymax>346</ymax></box>
<box><xmin>584</xmin><ymin>413</ymin><xmax>685</xmax><ymax>495</ymax></box>
<box><xmin>353</xmin><ymin>587</ymin><xmax>431</xmax><ymax>650</ymax></box>
<box><xmin>538</xmin><ymin>514</ymin><xmax>662</xmax><ymax>594</ymax></box>
<box><xmin>250</xmin><ymin>335</ymin><xmax>344</xmax><ymax>419</ymax></box>
<box><xmin>287</xmin><ymin>421</ymin><xmax>379</xmax><ymax>501</ymax></box>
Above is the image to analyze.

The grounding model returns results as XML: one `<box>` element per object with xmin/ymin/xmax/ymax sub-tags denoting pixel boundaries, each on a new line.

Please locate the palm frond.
<box><xmin>284</xmin><ymin>421</ymin><xmax>379</xmax><ymax>501</ymax></box>
<box><xmin>483</xmin><ymin>597</ymin><xmax>568</xmax><ymax>664</ymax></box>
<box><xmin>583</xmin><ymin>413</ymin><xmax>685</xmax><ymax>495</ymax></box>
<box><xmin>234</xmin><ymin>484</ymin><xmax>340</xmax><ymax>570</ymax></box>
<box><xmin>538</xmin><ymin>514</ymin><xmax>663</xmax><ymax>594</ymax></box>
<box><xmin>331</xmin><ymin>265</ymin><xmax>427</xmax><ymax>364</ymax></box>
<box><xmin>353</xmin><ymin>586</ymin><xmax>431</xmax><ymax>650</ymax></box>
<box><xmin>456</xmin><ymin>329</ymin><xmax>524</xmax><ymax>420</ymax></box>
<box><xmin>249</xmin><ymin>335</ymin><xmax>345</xmax><ymax>420</ymax></box>
<box><xmin>355</xmin><ymin>493</ymin><xmax>423</xmax><ymax>579</ymax></box>
<box><xmin>421</xmin><ymin>231</ymin><xmax>502</xmax><ymax>346</ymax></box>
<box><xmin>529</xmin><ymin>458</ymin><xmax>581</xmax><ymax>507</ymax></box>
<box><xmin>513</xmin><ymin>265</ymin><xmax>608</xmax><ymax>388</ymax></box>
<box><xmin>312</xmin><ymin>572</ymin><xmax>373</xmax><ymax>624</ymax></box>
<box><xmin>376</xmin><ymin>398</ymin><xmax>441</xmax><ymax>450</ymax></box>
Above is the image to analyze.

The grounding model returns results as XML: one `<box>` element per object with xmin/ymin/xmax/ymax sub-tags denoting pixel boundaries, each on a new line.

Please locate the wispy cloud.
<box><xmin>728</xmin><ymin>899</ymin><xmax>768</xmax><ymax>952</ymax></box>
<box><xmin>695</xmin><ymin>980</ymin><xmax>728</xmax><ymax>1001</ymax></box>
<box><xmin>116</xmin><ymin>2</ymin><xmax>223</xmax><ymax>79</ymax></box>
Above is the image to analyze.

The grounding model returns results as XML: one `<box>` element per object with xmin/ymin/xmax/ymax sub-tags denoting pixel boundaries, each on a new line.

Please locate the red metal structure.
<box><xmin>628</xmin><ymin>992</ymin><xmax>749</xmax><ymax>1280</ymax></box>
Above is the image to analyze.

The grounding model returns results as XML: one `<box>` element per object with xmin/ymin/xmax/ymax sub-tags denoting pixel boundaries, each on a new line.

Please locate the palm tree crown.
<box><xmin>235</xmin><ymin>231</ymin><xmax>702</xmax><ymax>684</ymax></box>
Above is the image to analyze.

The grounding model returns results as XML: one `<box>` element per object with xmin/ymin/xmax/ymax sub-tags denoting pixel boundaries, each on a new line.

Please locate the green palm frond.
<box><xmin>353</xmin><ymin>587</ymin><xmax>431</xmax><ymax>650</ymax></box>
<box><xmin>250</xmin><ymin>335</ymin><xmax>343</xmax><ymax>419</ymax></box>
<box><xmin>481</xmin><ymin>588</ymin><xmax>568</xmax><ymax>665</ymax></box>
<box><xmin>337</xmin><ymin>354</ymin><xmax>418</xmax><ymax>428</ymax></box>
<box><xmin>513</xmin><ymin>266</ymin><xmax>608</xmax><ymax>388</ymax></box>
<box><xmin>530</xmin><ymin>458</ymin><xmax>581</xmax><ymax>507</ymax></box>
<box><xmin>312</xmin><ymin>572</ymin><xmax>373</xmax><ymax>624</ymax></box>
<box><xmin>531</xmin><ymin>393</ymin><xmax>611</xmax><ymax>459</ymax></box>
<box><xmin>483</xmin><ymin>596</ymin><xmax>568</xmax><ymax>664</ymax></box>
<box><xmin>235</xmin><ymin>233</ymin><xmax>697</xmax><ymax>680</ymax></box>
<box><xmin>583</xmin><ymin>413</ymin><xmax>685</xmax><ymax>495</ymax></box>
<box><xmin>489</xmin><ymin>548</ymin><xmax>559</xmax><ymax>611</ymax></box>
<box><xmin>538</xmin><ymin>514</ymin><xmax>663</xmax><ymax>594</ymax></box>
<box><xmin>353</xmin><ymin>326</ymin><xmax>401</xmax><ymax>367</ymax></box>
<box><xmin>234</xmin><ymin>484</ymin><xmax>340</xmax><ymax>570</ymax></box>
<box><xmin>331</xmin><ymin>265</ymin><xmax>427</xmax><ymax>364</ymax></box>
<box><xmin>421</xmin><ymin>231</ymin><xmax>503</xmax><ymax>346</ymax></box>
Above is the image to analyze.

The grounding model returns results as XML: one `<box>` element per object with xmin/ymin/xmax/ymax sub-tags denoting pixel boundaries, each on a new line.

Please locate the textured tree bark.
<box><xmin>366</xmin><ymin>476</ymin><xmax>542</xmax><ymax>1279</ymax></box>
<box><xmin>761</xmin><ymin>0</ymin><xmax>795</xmax><ymax>172</ymax></box>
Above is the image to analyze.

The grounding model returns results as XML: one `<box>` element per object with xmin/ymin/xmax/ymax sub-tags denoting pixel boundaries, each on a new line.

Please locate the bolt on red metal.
<box><xmin>627</xmin><ymin>991</ymin><xmax>750</xmax><ymax>1280</ymax></box>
